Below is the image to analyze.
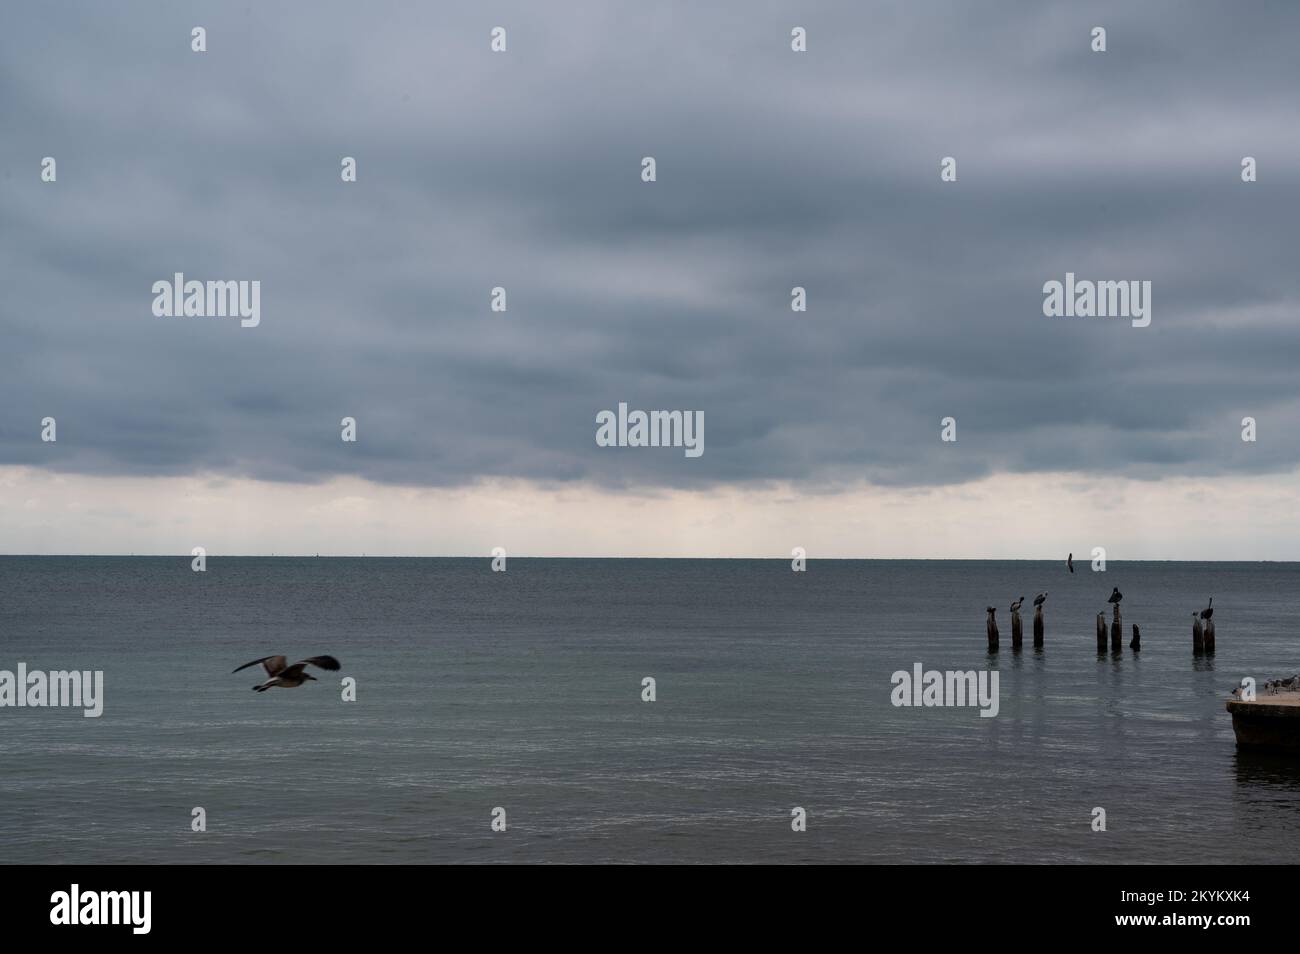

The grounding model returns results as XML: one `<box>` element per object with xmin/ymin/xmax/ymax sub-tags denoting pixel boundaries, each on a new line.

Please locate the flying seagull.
<box><xmin>1033</xmin><ymin>592</ymin><xmax>1048</xmax><ymax>607</ymax></box>
<box><xmin>1200</xmin><ymin>597</ymin><xmax>1214</xmax><ymax>621</ymax></box>
<box><xmin>1108</xmin><ymin>587</ymin><xmax>1123</xmax><ymax>604</ymax></box>
<box><xmin>1067</xmin><ymin>553</ymin><xmax>1074</xmax><ymax>573</ymax></box>
<box><xmin>233</xmin><ymin>654</ymin><xmax>341</xmax><ymax>692</ymax></box>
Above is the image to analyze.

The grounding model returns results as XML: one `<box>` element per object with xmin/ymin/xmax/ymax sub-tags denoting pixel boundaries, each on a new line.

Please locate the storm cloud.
<box><xmin>3</xmin><ymin>0</ymin><xmax>1299</xmax><ymax>493</ymax></box>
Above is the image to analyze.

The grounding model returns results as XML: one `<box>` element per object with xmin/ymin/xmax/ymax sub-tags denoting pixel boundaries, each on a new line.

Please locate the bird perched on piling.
<box><xmin>1200</xmin><ymin>597</ymin><xmax>1214</xmax><ymax>620</ymax></box>
<box><xmin>233</xmin><ymin>654</ymin><xmax>341</xmax><ymax>692</ymax></box>
<box><xmin>1010</xmin><ymin>596</ymin><xmax>1024</xmax><ymax>614</ymax></box>
<box><xmin>1033</xmin><ymin>592</ymin><xmax>1048</xmax><ymax>607</ymax></box>
<box><xmin>1108</xmin><ymin>588</ymin><xmax>1123</xmax><ymax>604</ymax></box>
<box><xmin>1067</xmin><ymin>553</ymin><xmax>1074</xmax><ymax>573</ymax></box>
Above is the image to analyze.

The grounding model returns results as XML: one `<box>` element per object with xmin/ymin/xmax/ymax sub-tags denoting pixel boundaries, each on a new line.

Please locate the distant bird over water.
<box><xmin>1200</xmin><ymin>597</ymin><xmax>1214</xmax><ymax>620</ymax></box>
<box><xmin>1108</xmin><ymin>588</ymin><xmax>1123</xmax><ymax>604</ymax></box>
<box><xmin>1067</xmin><ymin>553</ymin><xmax>1074</xmax><ymax>573</ymax></box>
<box><xmin>233</xmin><ymin>654</ymin><xmax>341</xmax><ymax>692</ymax></box>
<box><xmin>1033</xmin><ymin>592</ymin><xmax>1048</xmax><ymax>607</ymax></box>
<box><xmin>1010</xmin><ymin>596</ymin><xmax>1024</xmax><ymax>613</ymax></box>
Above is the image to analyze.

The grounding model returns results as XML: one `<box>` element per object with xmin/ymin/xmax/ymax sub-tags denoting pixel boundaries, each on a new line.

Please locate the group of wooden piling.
<box><xmin>1093</xmin><ymin>604</ymin><xmax>1140</xmax><ymax>652</ymax></box>
<box><xmin>987</xmin><ymin>601</ymin><xmax>1216</xmax><ymax>656</ymax></box>
<box><xmin>986</xmin><ymin>604</ymin><xmax>1044</xmax><ymax>651</ymax></box>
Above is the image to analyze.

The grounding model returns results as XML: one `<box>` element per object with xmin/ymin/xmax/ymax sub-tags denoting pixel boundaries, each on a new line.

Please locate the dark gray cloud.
<box><xmin>3</xmin><ymin>0</ymin><xmax>1299</xmax><ymax>491</ymax></box>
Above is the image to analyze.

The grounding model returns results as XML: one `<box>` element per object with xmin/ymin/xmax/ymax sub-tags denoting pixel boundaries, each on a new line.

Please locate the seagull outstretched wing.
<box><xmin>232</xmin><ymin>655</ymin><xmax>288</xmax><ymax>676</ymax></box>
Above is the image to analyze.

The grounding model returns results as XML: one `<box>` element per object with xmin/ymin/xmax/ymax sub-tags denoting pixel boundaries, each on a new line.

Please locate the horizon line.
<box><xmin>0</xmin><ymin>554</ymin><xmax>1296</xmax><ymax>564</ymax></box>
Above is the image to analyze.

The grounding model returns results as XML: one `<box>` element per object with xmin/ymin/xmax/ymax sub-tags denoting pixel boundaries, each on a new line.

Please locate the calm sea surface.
<box><xmin>1</xmin><ymin>557</ymin><xmax>1298</xmax><ymax>864</ymax></box>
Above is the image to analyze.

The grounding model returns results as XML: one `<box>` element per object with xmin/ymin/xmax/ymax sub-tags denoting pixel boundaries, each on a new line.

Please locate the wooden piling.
<box><xmin>1110</xmin><ymin>604</ymin><xmax>1122</xmax><ymax>652</ymax></box>
<box><xmin>1096</xmin><ymin>612</ymin><xmax>1108</xmax><ymax>652</ymax></box>
<box><xmin>1129</xmin><ymin>623</ymin><xmax>1140</xmax><ymax>651</ymax></box>
<box><xmin>1010</xmin><ymin>609</ymin><xmax>1023</xmax><ymax>649</ymax></box>
<box><xmin>986</xmin><ymin>607</ymin><xmax>999</xmax><ymax>652</ymax></box>
<box><xmin>1204</xmin><ymin>618</ymin><xmax>1216</xmax><ymax>655</ymax></box>
<box><xmin>1033</xmin><ymin>605</ymin><xmax>1044</xmax><ymax>647</ymax></box>
<box><xmin>1192</xmin><ymin>615</ymin><xmax>1204</xmax><ymax>655</ymax></box>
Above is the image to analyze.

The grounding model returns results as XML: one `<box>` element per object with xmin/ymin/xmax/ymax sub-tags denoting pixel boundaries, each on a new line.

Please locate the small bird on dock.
<box><xmin>233</xmin><ymin>654</ymin><xmax>341</xmax><ymax>692</ymax></box>
<box><xmin>1200</xmin><ymin>597</ymin><xmax>1213</xmax><ymax>620</ymax></box>
<box><xmin>1108</xmin><ymin>587</ymin><xmax>1123</xmax><ymax>604</ymax></box>
<box><xmin>1264</xmin><ymin>675</ymin><xmax>1300</xmax><ymax>694</ymax></box>
<box><xmin>1010</xmin><ymin>596</ymin><xmax>1024</xmax><ymax>613</ymax></box>
<box><xmin>1033</xmin><ymin>592</ymin><xmax>1048</xmax><ymax>607</ymax></box>
<box><xmin>1067</xmin><ymin>553</ymin><xmax>1074</xmax><ymax>573</ymax></box>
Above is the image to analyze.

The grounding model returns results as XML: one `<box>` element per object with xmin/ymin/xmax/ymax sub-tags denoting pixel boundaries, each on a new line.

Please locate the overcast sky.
<box><xmin>2</xmin><ymin>1</ymin><xmax>1299</xmax><ymax>557</ymax></box>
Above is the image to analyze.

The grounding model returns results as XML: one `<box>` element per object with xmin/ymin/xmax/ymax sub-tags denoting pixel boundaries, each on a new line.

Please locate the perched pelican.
<box><xmin>1108</xmin><ymin>587</ymin><xmax>1123</xmax><ymax>604</ymax></box>
<box><xmin>233</xmin><ymin>654</ymin><xmax>341</xmax><ymax>692</ymax></box>
<box><xmin>1010</xmin><ymin>596</ymin><xmax>1024</xmax><ymax>613</ymax></box>
<box><xmin>1033</xmin><ymin>592</ymin><xmax>1048</xmax><ymax>607</ymax></box>
<box><xmin>1067</xmin><ymin>553</ymin><xmax>1074</xmax><ymax>573</ymax></box>
<box><xmin>1200</xmin><ymin>597</ymin><xmax>1214</xmax><ymax>620</ymax></box>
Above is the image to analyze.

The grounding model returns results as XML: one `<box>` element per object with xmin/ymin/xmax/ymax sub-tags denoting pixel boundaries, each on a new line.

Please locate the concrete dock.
<box><xmin>1227</xmin><ymin>689</ymin><xmax>1300</xmax><ymax>751</ymax></box>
